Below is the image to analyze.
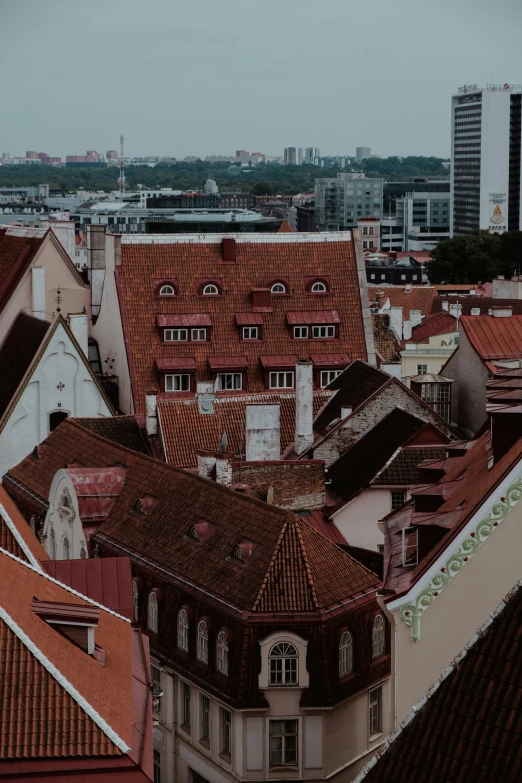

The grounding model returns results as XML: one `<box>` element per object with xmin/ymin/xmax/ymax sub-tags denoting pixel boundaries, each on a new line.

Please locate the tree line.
<box><xmin>428</xmin><ymin>231</ymin><xmax>522</xmax><ymax>284</ymax></box>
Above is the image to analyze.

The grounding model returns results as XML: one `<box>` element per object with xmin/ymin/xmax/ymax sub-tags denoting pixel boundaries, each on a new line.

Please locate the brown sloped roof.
<box><xmin>0</xmin><ymin>227</ymin><xmax>46</xmax><ymax>313</ymax></box>
<box><xmin>360</xmin><ymin>582</ymin><xmax>522</xmax><ymax>783</ymax></box>
<box><xmin>0</xmin><ymin>485</ymin><xmax>49</xmax><ymax>564</ymax></box>
<box><xmin>74</xmin><ymin>416</ymin><xmax>151</xmax><ymax>455</ymax></box>
<box><xmin>409</xmin><ymin>311</ymin><xmax>457</xmax><ymax>342</ymax></box>
<box><xmin>378</xmin><ymin>285</ymin><xmax>437</xmax><ymax>320</ymax></box>
<box><xmin>373</xmin><ymin>444</ymin><xmax>449</xmax><ymax>485</ymax></box>
<box><xmin>0</xmin><ymin>312</ymin><xmax>50</xmax><ymax>420</ymax></box>
<box><xmin>6</xmin><ymin>419</ymin><xmax>380</xmax><ymax>613</ymax></box>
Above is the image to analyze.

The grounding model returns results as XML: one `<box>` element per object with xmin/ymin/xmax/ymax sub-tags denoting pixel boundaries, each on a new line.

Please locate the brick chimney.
<box><xmin>294</xmin><ymin>360</ymin><xmax>314</xmax><ymax>456</ymax></box>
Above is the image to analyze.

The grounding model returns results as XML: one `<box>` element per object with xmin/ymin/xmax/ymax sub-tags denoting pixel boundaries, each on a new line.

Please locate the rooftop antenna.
<box><xmin>119</xmin><ymin>134</ymin><xmax>126</xmax><ymax>197</ymax></box>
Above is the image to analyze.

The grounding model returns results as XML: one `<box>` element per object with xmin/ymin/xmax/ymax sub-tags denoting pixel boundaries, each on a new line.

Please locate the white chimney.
<box><xmin>448</xmin><ymin>303</ymin><xmax>462</xmax><ymax>319</ymax></box>
<box><xmin>246</xmin><ymin>404</ymin><xmax>280</xmax><ymax>461</ymax></box>
<box><xmin>340</xmin><ymin>406</ymin><xmax>352</xmax><ymax>419</ymax></box>
<box><xmin>441</xmin><ymin>300</ymin><xmax>449</xmax><ymax>312</ymax></box>
<box><xmin>381</xmin><ymin>362</ymin><xmax>402</xmax><ymax>379</ymax></box>
<box><xmin>410</xmin><ymin>309</ymin><xmax>422</xmax><ymax>327</ymax></box>
<box><xmin>388</xmin><ymin>306</ymin><xmax>403</xmax><ymax>340</ymax></box>
<box><xmin>146</xmin><ymin>392</ymin><xmax>157</xmax><ymax>436</ymax></box>
<box><xmin>68</xmin><ymin>313</ymin><xmax>89</xmax><ymax>357</ymax></box>
<box><xmin>31</xmin><ymin>267</ymin><xmax>46</xmax><ymax>319</ymax></box>
<box><xmin>471</xmin><ymin>307</ymin><xmax>481</xmax><ymax>316</ymax></box>
<box><xmin>294</xmin><ymin>360</ymin><xmax>314</xmax><ymax>456</ymax></box>
<box><xmin>403</xmin><ymin>320</ymin><xmax>413</xmax><ymax>340</ymax></box>
<box><xmin>491</xmin><ymin>306</ymin><xmax>513</xmax><ymax>318</ymax></box>
<box><xmin>197</xmin><ymin>449</ymin><xmax>216</xmax><ymax>478</ymax></box>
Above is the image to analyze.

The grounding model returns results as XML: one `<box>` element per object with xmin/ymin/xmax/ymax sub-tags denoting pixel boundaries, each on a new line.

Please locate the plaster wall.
<box><xmin>442</xmin><ymin>330</ymin><xmax>490</xmax><ymax>434</ymax></box>
<box><xmin>388</xmin><ymin>481</ymin><xmax>522</xmax><ymax>726</ymax></box>
<box><xmin>92</xmin><ymin>235</ymin><xmax>134</xmax><ymax>413</ymax></box>
<box><xmin>0</xmin><ymin>237</ymin><xmax>90</xmax><ymax>342</ymax></box>
<box><xmin>333</xmin><ymin>488</ymin><xmax>412</xmax><ymax>551</ymax></box>
<box><xmin>0</xmin><ymin>322</ymin><xmax>111</xmax><ymax>477</ymax></box>
<box><xmin>43</xmin><ymin>472</ymin><xmax>87</xmax><ymax>559</ymax></box>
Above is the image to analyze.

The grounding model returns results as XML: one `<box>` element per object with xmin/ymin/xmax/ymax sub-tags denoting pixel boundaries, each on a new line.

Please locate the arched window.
<box><xmin>178</xmin><ymin>608</ymin><xmax>189</xmax><ymax>651</ymax></box>
<box><xmin>159</xmin><ymin>283</ymin><xmax>175</xmax><ymax>296</ymax></box>
<box><xmin>148</xmin><ymin>592</ymin><xmax>158</xmax><ymax>633</ymax></box>
<box><xmin>339</xmin><ymin>631</ymin><xmax>353</xmax><ymax>677</ymax></box>
<box><xmin>132</xmin><ymin>580</ymin><xmax>139</xmax><ymax>623</ymax></box>
<box><xmin>271</xmin><ymin>282</ymin><xmax>287</xmax><ymax>294</ymax></box>
<box><xmin>197</xmin><ymin>620</ymin><xmax>209</xmax><ymax>664</ymax></box>
<box><xmin>202</xmin><ymin>283</ymin><xmax>219</xmax><ymax>296</ymax></box>
<box><xmin>311</xmin><ymin>280</ymin><xmax>327</xmax><ymax>293</ymax></box>
<box><xmin>62</xmin><ymin>534</ymin><xmax>70</xmax><ymax>560</ymax></box>
<box><xmin>217</xmin><ymin>630</ymin><xmax>229</xmax><ymax>676</ymax></box>
<box><xmin>49</xmin><ymin>527</ymin><xmax>56</xmax><ymax>559</ymax></box>
<box><xmin>372</xmin><ymin>615</ymin><xmax>385</xmax><ymax>659</ymax></box>
<box><xmin>269</xmin><ymin>641</ymin><xmax>298</xmax><ymax>686</ymax></box>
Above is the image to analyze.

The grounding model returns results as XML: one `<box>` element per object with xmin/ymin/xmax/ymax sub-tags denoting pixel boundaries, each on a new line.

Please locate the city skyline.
<box><xmin>2</xmin><ymin>0</ymin><xmax>521</xmax><ymax>159</ymax></box>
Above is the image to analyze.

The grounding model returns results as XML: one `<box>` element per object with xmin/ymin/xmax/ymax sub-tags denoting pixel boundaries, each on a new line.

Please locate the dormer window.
<box><xmin>269</xmin><ymin>642</ymin><xmax>298</xmax><ymax>686</ymax></box>
<box><xmin>197</xmin><ymin>620</ymin><xmax>209</xmax><ymax>664</ymax></box>
<box><xmin>166</xmin><ymin>374</ymin><xmax>190</xmax><ymax>392</ymax></box>
<box><xmin>311</xmin><ymin>281</ymin><xmax>327</xmax><ymax>293</ymax></box>
<box><xmin>159</xmin><ymin>284</ymin><xmax>175</xmax><ymax>296</ymax></box>
<box><xmin>178</xmin><ymin>608</ymin><xmax>189</xmax><ymax>651</ymax></box>
<box><xmin>293</xmin><ymin>326</ymin><xmax>309</xmax><ymax>339</ymax></box>
<box><xmin>148</xmin><ymin>591</ymin><xmax>159</xmax><ymax>634</ymax></box>
<box><xmin>217</xmin><ymin>630</ymin><xmax>229</xmax><ymax>676</ymax></box>
<box><xmin>243</xmin><ymin>326</ymin><xmax>259</xmax><ymax>340</ymax></box>
<box><xmin>371</xmin><ymin>615</ymin><xmax>385</xmax><ymax>660</ymax></box>
<box><xmin>132</xmin><ymin>580</ymin><xmax>139</xmax><ymax>622</ymax></box>
<box><xmin>339</xmin><ymin>631</ymin><xmax>353</xmax><ymax>678</ymax></box>
<box><xmin>32</xmin><ymin>598</ymin><xmax>100</xmax><ymax>655</ymax></box>
<box><xmin>164</xmin><ymin>328</ymin><xmax>188</xmax><ymax>342</ymax></box>
<box><xmin>203</xmin><ymin>283</ymin><xmax>219</xmax><ymax>296</ymax></box>
<box><xmin>271</xmin><ymin>282</ymin><xmax>287</xmax><ymax>294</ymax></box>
<box><xmin>191</xmin><ymin>328</ymin><xmax>207</xmax><ymax>341</ymax></box>
<box><xmin>401</xmin><ymin>527</ymin><xmax>418</xmax><ymax>566</ymax></box>
<box><xmin>312</xmin><ymin>325</ymin><xmax>335</xmax><ymax>338</ymax></box>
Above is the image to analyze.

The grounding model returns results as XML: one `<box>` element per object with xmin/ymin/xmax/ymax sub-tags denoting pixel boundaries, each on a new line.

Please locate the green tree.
<box><xmin>428</xmin><ymin>231</ymin><xmax>503</xmax><ymax>284</ymax></box>
<box><xmin>251</xmin><ymin>182</ymin><xmax>273</xmax><ymax>196</ymax></box>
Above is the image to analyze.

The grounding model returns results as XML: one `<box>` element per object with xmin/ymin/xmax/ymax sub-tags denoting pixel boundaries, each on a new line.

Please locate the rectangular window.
<box><xmin>293</xmin><ymin>326</ymin><xmax>309</xmax><ymax>339</ymax></box>
<box><xmin>242</xmin><ymin>326</ymin><xmax>259</xmax><ymax>340</ymax></box>
<box><xmin>362</xmin><ymin>226</ymin><xmax>368</xmax><ymax>234</ymax></box>
<box><xmin>363</xmin><ymin>240</ymin><xmax>368</xmax><ymax>249</ymax></box>
<box><xmin>165</xmin><ymin>374</ymin><xmax>190</xmax><ymax>392</ymax></box>
<box><xmin>269</xmin><ymin>371</ymin><xmax>294</xmax><ymax>389</ymax></box>
<box><xmin>312</xmin><ymin>325</ymin><xmax>335</xmax><ymax>338</ymax></box>
<box><xmin>191</xmin><ymin>328</ymin><xmax>207</xmax><ymax>341</ymax></box>
<box><xmin>217</xmin><ymin>373</ymin><xmax>242</xmax><ymax>390</ymax></box>
<box><xmin>153</xmin><ymin>750</ymin><xmax>161</xmax><ymax>783</ymax></box>
<box><xmin>417</xmin><ymin>364</ymin><xmax>428</xmax><ymax>375</ymax></box>
<box><xmin>220</xmin><ymin>707</ymin><xmax>232</xmax><ymax>757</ymax></box>
<box><xmin>320</xmin><ymin>369</ymin><xmax>342</xmax><ymax>388</ymax></box>
<box><xmin>369</xmin><ymin>226</ymin><xmax>374</xmax><ymax>235</ymax></box>
<box><xmin>200</xmin><ymin>694</ymin><xmax>211</xmax><ymax>745</ymax></box>
<box><xmin>369</xmin><ymin>687</ymin><xmax>382</xmax><ymax>737</ymax></box>
<box><xmin>164</xmin><ymin>328</ymin><xmax>188</xmax><ymax>342</ymax></box>
<box><xmin>370</xmin><ymin>273</ymin><xmax>375</xmax><ymax>279</ymax></box>
<box><xmin>269</xmin><ymin>720</ymin><xmax>298</xmax><ymax>767</ymax></box>
<box><xmin>402</xmin><ymin>527</ymin><xmax>418</xmax><ymax>566</ymax></box>
<box><xmin>182</xmin><ymin>681</ymin><xmax>191</xmax><ymax>730</ymax></box>
<box><xmin>391</xmin><ymin>490</ymin><xmax>405</xmax><ymax>510</ymax></box>
<box><xmin>151</xmin><ymin>664</ymin><xmax>162</xmax><ymax>713</ymax></box>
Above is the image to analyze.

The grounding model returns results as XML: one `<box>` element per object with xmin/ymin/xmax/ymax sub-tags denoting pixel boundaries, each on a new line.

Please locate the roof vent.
<box><xmin>134</xmin><ymin>494</ymin><xmax>159</xmax><ymax>515</ymax></box>
<box><xmin>233</xmin><ymin>540</ymin><xmax>255</xmax><ymax>563</ymax></box>
<box><xmin>188</xmin><ymin>519</ymin><xmax>214</xmax><ymax>543</ymax></box>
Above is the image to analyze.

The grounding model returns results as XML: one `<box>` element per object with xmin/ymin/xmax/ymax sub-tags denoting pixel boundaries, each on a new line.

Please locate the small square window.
<box><xmin>269</xmin><ymin>371</ymin><xmax>294</xmax><ymax>389</ymax></box>
<box><xmin>191</xmin><ymin>328</ymin><xmax>207</xmax><ymax>341</ymax></box>
<box><xmin>164</xmin><ymin>328</ymin><xmax>187</xmax><ymax>342</ymax></box>
<box><xmin>391</xmin><ymin>490</ymin><xmax>405</xmax><ymax>510</ymax></box>
<box><xmin>417</xmin><ymin>364</ymin><xmax>428</xmax><ymax>375</ymax></box>
<box><xmin>165</xmin><ymin>374</ymin><xmax>190</xmax><ymax>392</ymax></box>
<box><xmin>243</xmin><ymin>326</ymin><xmax>259</xmax><ymax>340</ymax></box>
<box><xmin>293</xmin><ymin>326</ymin><xmax>309</xmax><ymax>339</ymax></box>
<box><xmin>369</xmin><ymin>687</ymin><xmax>382</xmax><ymax>737</ymax></box>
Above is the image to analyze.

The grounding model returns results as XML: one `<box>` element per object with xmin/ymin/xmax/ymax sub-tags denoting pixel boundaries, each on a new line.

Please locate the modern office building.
<box><xmin>304</xmin><ymin>146</ymin><xmax>320</xmax><ymax>164</ymax></box>
<box><xmin>315</xmin><ymin>173</ymin><xmax>384</xmax><ymax>230</ymax></box>
<box><xmin>397</xmin><ymin>191</ymin><xmax>450</xmax><ymax>250</ymax></box>
<box><xmin>283</xmin><ymin>147</ymin><xmax>303</xmax><ymax>165</ymax></box>
<box><xmin>356</xmin><ymin>146</ymin><xmax>372</xmax><ymax>162</ymax></box>
<box><xmin>451</xmin><ymin>83</ymin><xmax>522</xmax><ymax>235</ymax></box>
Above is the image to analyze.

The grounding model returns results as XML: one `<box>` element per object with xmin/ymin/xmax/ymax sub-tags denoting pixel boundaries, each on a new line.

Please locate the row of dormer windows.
<box><xmin>164</xmin><ymin>368</ymin><xmax>342</xmax><ymax>393</ymax></box>
<box><xmin>157</xmin><ymin>280</ymin><xmax>329</xmax><ymax>297</ymax></box>
<box><xmin>160</xmin><ymin>324</ymin><xmax>339</xmax><ymax>343</ymax></box>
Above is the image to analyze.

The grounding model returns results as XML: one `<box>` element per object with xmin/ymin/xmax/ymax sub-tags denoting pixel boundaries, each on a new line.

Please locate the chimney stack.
<box><xmin>31</xmin><ymin>267</ymin><xmax>46</xmax><ymax>320</ymax></box>
<box><xmin>68</xmin><ymin>313</ymin><xmax>89</xmax><ymax>357</ymax></box>
<box><xmin>388</xmin><ymin>306</ymin><xmax>403</xmax><ymax>340</ymax></box>
<box><xmin>294</xmin><ymin>360</ymin><xmax>314</xmax><ymax>456</ymax></box>
<box><xmin>246</xmin><ymin>404</ymin><xmax>281</xmax><ymax>461</ymax></box>
<box><xmin>145</xmin><ymin>391</ymin><xmax>158</xmax><ymax>436</ymax></box>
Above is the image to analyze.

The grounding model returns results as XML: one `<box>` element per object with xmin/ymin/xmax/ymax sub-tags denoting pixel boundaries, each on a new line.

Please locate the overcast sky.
<box><xmin>1</xmin><ymin>0</ymin><xmax>521</xmax><ymax>159</ymax></box>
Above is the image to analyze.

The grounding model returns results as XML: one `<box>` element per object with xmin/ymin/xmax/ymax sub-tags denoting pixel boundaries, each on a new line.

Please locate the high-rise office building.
<box><xmin>451</xmin><ymin>83</ymin><xmax>522</xmax><ymax>235</ymax></box>
<box><xmin>283</xmin><ymin>147</ymin><xmax>297</xmax><ymax>165</ymax></box>
<box><xmin>356</xmin><ymin>147</ymin><xmax>371</xmax><ymax>162</ymax></box>
<box><xmin>315</xmin><ymin>173</ymin><xmax>384</xmax><ymax>231</ymax></box>
<box><xmin>304</xmin><ymin>147</ymin><xmax>320</xmax><ymax>164</ymax></box>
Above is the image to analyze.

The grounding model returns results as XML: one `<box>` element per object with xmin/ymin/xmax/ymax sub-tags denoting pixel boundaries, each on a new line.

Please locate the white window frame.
<box><xmin>178</xmin><ymin>609</ymin><xmax>189</xmax><ymax>651</ymax></box>
<box><xmin>371</xmin><ymin>615</ymin><xmax>385</xmax><ymax>660</ymax></box>
<box><xmin>164</xmin><ymin>328</ymin><xmax>187</xmax><ymax>342</ymax></box>
<box><xmin>191</xmin><ymin>328</ymin><xmax>207</xmax><ymax>341</ymax></box>
<box><xmin>159</xmin><ymin>284</ymin><xmax>175</xmax><ymax>295</ymax></box>
<box><xmin>269</xmin><ymin>371</ymin><xmax>294</xmax><ymax>389</ymax></box>
<box><xmin>197</xmin><ymin>619</ymin><xmax>209</xmax><ymax>664</ymax></box>
<box><xmin>401</xmin><ymin>527</ymin><xmax>419</xmax><ymax>566</ymax></box>
<box><xmin>320</xmin><ymin>369</ymin><xmax>342</xmax><ymax>388</ymax></box>
<box><xmin>391</xmin><ymin>489</ymin><xmax>406</xmax><ymax>510</ymax></box>
<box><xmin>242</xmin><ymin>326</ymin><xmax>259</xmax><ymax>340</ymax></box>
<box><xmin>217</xmin><ymin>373</ymin><xmax>243</xmax><ymax>391</ymax></box>
<box><xmin>199</xmin><ymin>694</ymin><xmax>211</xmax><ymax>744</ymax></box>
<box><xmin>203</xmin><ymin>283</ymin><xmax>219</xmax><ymax>295</ymax></box>
<box><xmin>132</xmin><ymin>580</ymin><xmax>139</xmax><ymax>622</ymax></box>
<box><xmin>269</xmin><ymin>719</ymin><xmax>298</xmax><ymax>767</ymax></box>
<box><xmin>271</xmin><ymin>282</ymin><xmax>286</xmax><ymax>294</ymax></box>
<box><xmin>417</xmin><ymin>364</ymin><xmax>428</xmax><ymax>375</ymax></box>
<box><xmin>165</xmin><ymin>374</ymin><xmax>190</xmax><ymax>392</ymax></box>
<box><xmin>339</xmin><ymin>631</ymin><xmax>353</xmax><ymax>678</ymax></box>
<box><xmin>369</xmin><ymin>686</ymin><xmax>383</xmax><ymax>738</ymax></box>
<box><xmin>293</xmin><ymin>325</ymin><xmax>309</xmax><ymax>339</ymax></box>
<box><xmin>147</xmin><ymin>592</ymin><xmax>158</xmax><ymax>634</ymax></box>
<box><xmin>269</xmin><ymin>642</ymin><xmax>298</xmax><ymax>686</ymax></box>
<box><xmin>220</xmin><ymin>706</ymin><xmax>232</xmax><ymax>757</ymax></box>
<box><xmin>311</xmin><ymin>281</ymin><xmax>327</xmax><ymax>293</ymax></box>
<box><xmin>312</xmin><ymin>325</ymin><xmax>335</xmax><ymax>338</ymax></box>
<box><xmin>217</xmin><ymin>630</ymin><xmax>229</xmax><ymax>676</ymax></box>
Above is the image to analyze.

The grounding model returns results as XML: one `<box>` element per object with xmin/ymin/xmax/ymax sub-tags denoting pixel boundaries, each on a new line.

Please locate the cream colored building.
<box><xmin>401</xmin><ymin>328</ymin><xmax>458</xmax><ymax>380</ymax></box>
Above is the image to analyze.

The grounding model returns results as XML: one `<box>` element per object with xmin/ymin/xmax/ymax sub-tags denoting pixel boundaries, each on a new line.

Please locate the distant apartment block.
<box><xmin>356</xmin><ymin>146</ymin><xmax>372</xmax><ymax>162</ymax></box>
<box><xmin>397</xmin><ymin>191</ymin><xmax>450</xmax><ymax>251</ymax></box>
<box><xmin>315</xmin><ymin>173</ymin><xmax>384</xmax><ymax>230</ymax></box>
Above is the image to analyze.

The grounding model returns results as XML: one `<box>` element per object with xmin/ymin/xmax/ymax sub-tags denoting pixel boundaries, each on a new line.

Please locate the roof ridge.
<box><xmin>0</xmin><ymin>591</ymin><xmax>131</xmax><ymax>754</ymax></box>
<box><xmin>292</xmin><ymin>516</ymin><xmax>319</xmax><ymax>609</ymax></box>
<box><xmin>251</xmin><ymin>517</ymin><xmax>292</xmax><ymax>611</ymax></box>
<box><xmin>0</xmin><ymin>500</ymin><xmax>43</xmax><ymax>571</ymax></box>
<box><xmin>353</xmin><ymin>576</ymin><xmax>522</xmax><ymax>782</ymax></box>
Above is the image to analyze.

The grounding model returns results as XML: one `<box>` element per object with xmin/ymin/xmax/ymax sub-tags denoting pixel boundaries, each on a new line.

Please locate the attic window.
<box><xmin>203</xmin><ymin>283</ymin><xmax>219</xmax><ymax>296</ymax></box>
<box><xmin>134</xmin><ymin>494</ymin><xmax>159</xmax><ymax>516</ymax></box>
<box><xmin>188</xmin><ymin>519</ymin><xmax>213</xmax><ymax>543</ymax></box>
<box><xmin>401</xmin><ymin>527</ymin><xmax>418</xmax><ymax>566</ymax></box>
<box><xmin>311</xmin><ymin>280</ymin><xmax>328</xmax><ymax>293</ymax></box>
<box><xmin>159</xmin><ymin>284</ymin><xmax>175</xmax><ymax>296</ymax></box>
<box><xmin>271</xmin><ymin>282</ymin><xmax>287</xmax><ymax>294</ymax></box>
<box><xmin>31</xmin><ymin>598</ymin><xmax>99</xmax><ymax>655</ymax></box>
<box><xmin>233</xmin><ymin>541</ymin><xmax>255</xmax><ymax>563</ymax></box>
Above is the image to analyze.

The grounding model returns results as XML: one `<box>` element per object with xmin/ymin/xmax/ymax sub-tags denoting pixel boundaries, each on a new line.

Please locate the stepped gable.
<box><xmin>117</xmin><ymin>233</ymin><xmax>370</xmax><ymax>412</ymax></box>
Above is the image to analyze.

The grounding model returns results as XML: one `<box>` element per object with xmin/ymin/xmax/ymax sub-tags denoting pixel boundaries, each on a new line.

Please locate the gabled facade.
<box><xmin>91</xmin><ymin>230</ymin><xmax>376</xmax><ymax>414</ymax></box>
<box><xmin>0</xmin><ymin>226</ymin><xmax>90</xmax><ymax>341</ymax></box>
<box><xmin>0</xmin><ymin>313</ymin><xmax>113</xmax><ymax>477</ymax></box>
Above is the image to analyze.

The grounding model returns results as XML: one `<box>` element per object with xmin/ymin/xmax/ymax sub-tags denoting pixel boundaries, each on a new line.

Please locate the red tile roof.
<box><xmin>208</xmin><ymin>356</ymin><xmax>248</xmax><ymax>369</ymax></box>
<box><xmin>460</xmin><ymin>314</ymin><xmax>522</xmax><ymax>360</ymax></box>
<box><xmin>409</xmin><ymin>311</ymin><xmax>457</xmax><ymax>342</ymax></box>
<box><xmin>0</xmin><ymin>548</ymin><xmax>151</xmax><ymax>774</ymax></box>
<box><xmin>286</xmin><ymin>310</ymin><xmax>340</xmax><ymax>325</ymax></box>
<box><xmin>360</xmin><ymin>583</ymin><xmax>522</xmax><ymax>782</ymax></box>
<box><xmin>371</xmin><ymin>313</ymin><xmax>401</xmax><ymax>364</ymax></box>
<box><xmin>395</xmin><ymin>251</ymin><xmax>432</xmax><ymax>264</ymax></box>
<box><xmin>260</xmin><ymin>354</ymin><xmax>298</xmax><ymax>368</ymax></box>
<box><xmin>310</xmin><ymin>353</ymin><xmax>350</xmax><ymax>366</ymax></box>
<box><xmin>6</xmin><ymin>419</ymin><xmax>379</xmax><ymax>613</ymax></box>
<box><xmin>157</xmin><ymin>313</ymin><xmax>212</xmax><ymax>327</ymax></box>
<box><xmin>73</xmin><ymin>416</ymin><xmax>151</xmax><ymax>455</ymax></box>
<box><xmin>117</xmin><ymin>234</ymin><xmax>369</xmax><ymax>412</ymax></box>
<box><xmin>0</xmin><ymin>485</ymin><xmax>49</xmax><ymax>565</ymax></box>
<box><xmin>157</xmin><ymin>391</ymin><xmax>331</xmax><ymax>467</ymax></box>
<box><xmin>156</xmin><ymin>357</ymin><xmax>197</xmax><ymax>371</ymax></box>
<box><xmin>235</xmin><ymin>312</ymin><xmax>264</xmax><ymax>325</ymax></box>
<box><xmin>300</xmin><ymin>509</ymin><xmax>348</xmax><ymax>545</ymax></box>
<box><xmin>377</xmin><ymin>286</ymin><xmax>437</xmax><ymax>320</ymax></box>
<box><xmin>277</xmin><ymin>220</ymin><xmax>294</xmax><ymax>232</ymax></box>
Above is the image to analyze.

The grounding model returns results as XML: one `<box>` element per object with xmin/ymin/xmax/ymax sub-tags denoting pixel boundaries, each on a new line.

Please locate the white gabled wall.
<box><xmin>0</xmin><ymin>322</ymin><xmax>111</xmax><ymax>477</ymax></box>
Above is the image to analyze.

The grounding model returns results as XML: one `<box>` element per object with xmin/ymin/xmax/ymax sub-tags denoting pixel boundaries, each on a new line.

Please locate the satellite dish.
<box><xmin>220</xmin><ymin>432</ymin><xmax>228</xmax><ymax>452</ymax></box>
<box><xmin>266</xmin><ymin>486</ymin><xmax>274</xmax><ymax>505</ymax></box>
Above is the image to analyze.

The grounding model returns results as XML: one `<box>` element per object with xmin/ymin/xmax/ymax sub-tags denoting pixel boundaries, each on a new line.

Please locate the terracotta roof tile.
<box><xmin>74</xmin><ymin>416</ymin><xmax>151</xmax><ymax>455</ymax></box>
<box><xmin>118</xmin><ymin>234</ymin><xmax>369</xmax><ymax>412</ymax></box>
<box><xmin>376</xmin><ymin>285</ymin><xmax>437</xmax><ymax>320</ymax></box>
<box><xmin>373</xmin><ymin>444</ymin><xmax>449</xmax><ymax>485</ymax></box>
<box><xmin>410</xmin><ymin>311</ymin><xmax>457</xmax><ymax>342</ymax></box>
<box><xmin>460</xmin><ymin>314</ymin><xmax>522</xmax><ymax>360</ymax></box>
<box><xmin>0</xmin><ymin>485</ymin><xmax>49</xmax><ymax>564</ymax></box>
